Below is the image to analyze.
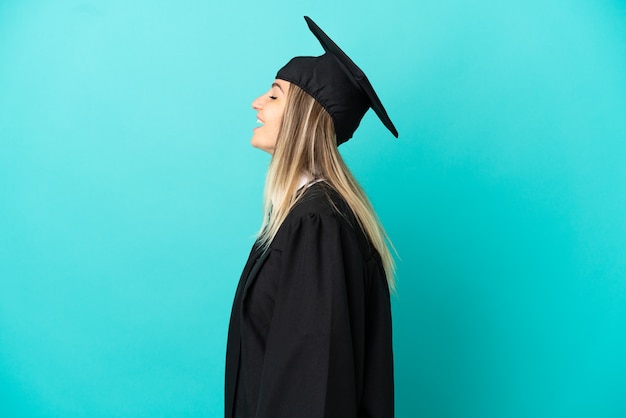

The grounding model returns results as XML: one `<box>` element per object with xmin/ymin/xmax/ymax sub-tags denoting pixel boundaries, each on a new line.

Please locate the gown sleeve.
<box><xmin>254</xmin><ymin>212</ymin><xmax>367</xmax><ymax>418</ymax></box>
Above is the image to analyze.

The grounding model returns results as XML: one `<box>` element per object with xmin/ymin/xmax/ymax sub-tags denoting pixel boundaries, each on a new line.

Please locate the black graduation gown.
<box><xmin>225</xmin><ymin>183</ymin><xmax>394</xmax><ymax>418</ymax></box>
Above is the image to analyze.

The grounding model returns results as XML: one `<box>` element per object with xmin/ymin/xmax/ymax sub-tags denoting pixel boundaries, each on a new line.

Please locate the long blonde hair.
<box><xmin>257</xmin><ymin>84</ymin><xmax>396</xmax><ymax>290</ymax></box>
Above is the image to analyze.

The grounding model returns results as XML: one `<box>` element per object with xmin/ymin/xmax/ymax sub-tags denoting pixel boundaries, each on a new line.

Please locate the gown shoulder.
<box><xmin>269</xmin><ymin>182</ymin><xmax>376</xmax><ymax>263</ymax></box>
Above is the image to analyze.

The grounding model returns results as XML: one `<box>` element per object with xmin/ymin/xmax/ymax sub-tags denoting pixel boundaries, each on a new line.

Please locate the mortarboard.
<box><xmin>276</xmin><ymin>16</ymin><xmax>398</xmax><ymax>145</ymax></box>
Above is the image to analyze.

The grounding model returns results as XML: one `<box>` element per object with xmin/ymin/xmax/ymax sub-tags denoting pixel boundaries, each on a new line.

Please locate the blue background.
<box><xmin>1</xmin><ymin>1</ymin><xmax>625</xmax><ymax>417</ymax></box>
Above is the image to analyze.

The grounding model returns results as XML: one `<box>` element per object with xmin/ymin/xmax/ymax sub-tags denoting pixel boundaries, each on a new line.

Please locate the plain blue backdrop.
<box><xmin>1</xmin><ymin>0</ymin><xmax>625</xmax><ymax>417</ymax></box>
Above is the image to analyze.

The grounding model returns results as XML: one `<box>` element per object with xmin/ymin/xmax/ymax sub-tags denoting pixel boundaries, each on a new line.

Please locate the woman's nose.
<box><xmin>252</xmin><ymin>95</ymin><xmax>263</xmax><ymax>110</ymax></box>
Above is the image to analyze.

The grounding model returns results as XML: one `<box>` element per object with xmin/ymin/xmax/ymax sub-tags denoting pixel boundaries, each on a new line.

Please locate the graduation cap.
<box><xmin>276</xmin><ymin>16</ymin><xmax>398</xmax><ymax>145</ymax></box>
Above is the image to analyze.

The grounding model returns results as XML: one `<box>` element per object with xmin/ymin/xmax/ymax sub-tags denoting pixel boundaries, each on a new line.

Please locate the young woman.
<box><xmin>225</xmin><ymin>17</ymin><xmax>398</xmax><ymax>418</ymax></box>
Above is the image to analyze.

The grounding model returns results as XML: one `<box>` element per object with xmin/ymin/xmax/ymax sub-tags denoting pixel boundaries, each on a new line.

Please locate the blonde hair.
<box><xmin>257</xmin><ymin>84</ymin><xmax>396</xmax><ymax>290</ymax></box>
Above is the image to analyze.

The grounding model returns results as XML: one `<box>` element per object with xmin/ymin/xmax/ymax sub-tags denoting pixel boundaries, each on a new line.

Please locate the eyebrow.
<box><xmin>271</xmin><ymin>82</ymin><xmax>284</xmax><ymax>93</ymax></box>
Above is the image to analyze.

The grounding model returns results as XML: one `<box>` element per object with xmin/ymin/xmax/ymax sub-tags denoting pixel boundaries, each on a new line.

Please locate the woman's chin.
<box><xmin>251</xmin><ymin>135</ymin><xmax>275</xmax><ymax>154</ymax></box>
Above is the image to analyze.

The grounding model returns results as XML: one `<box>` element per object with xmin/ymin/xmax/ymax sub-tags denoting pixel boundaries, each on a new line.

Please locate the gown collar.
<box><xmin>271</xmin><ymin>173</ymin><xmax>324</xmax><ymax>206</ymax></box>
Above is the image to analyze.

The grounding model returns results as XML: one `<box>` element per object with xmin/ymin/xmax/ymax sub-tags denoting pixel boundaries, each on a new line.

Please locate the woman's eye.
<box><xmin>269</xmin><ymin>95</ymin><xmax>277</xmax><ymax>100</ymax></box>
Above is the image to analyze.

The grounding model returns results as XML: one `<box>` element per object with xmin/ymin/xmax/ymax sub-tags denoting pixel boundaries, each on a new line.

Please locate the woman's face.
<box><xmin>251</xmin><ymin>79</ymin><xmax>290</xmax><ymax>154</ymax></box>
